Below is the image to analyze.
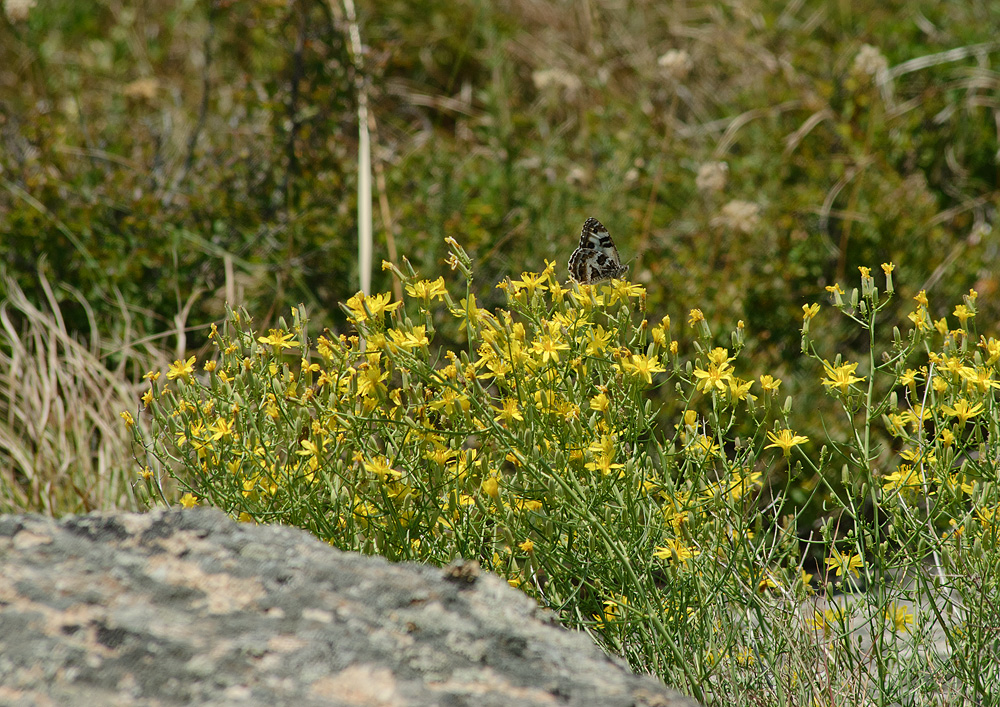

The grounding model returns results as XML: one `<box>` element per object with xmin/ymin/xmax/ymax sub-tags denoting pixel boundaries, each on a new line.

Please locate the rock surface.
<box><xmin>0</xmin><ymin>507</ymin><xmax>699</xmax><ymax>707</ymax></box>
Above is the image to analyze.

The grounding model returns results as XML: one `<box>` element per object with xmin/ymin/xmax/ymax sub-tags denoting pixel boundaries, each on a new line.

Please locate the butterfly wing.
<box><xmin>577</xmin><ymin>217</ymin><xmax>615</xmax><ymax>252</ymax></box>
<box><xmin>568</xmin><ymin>217</ymin><xmax>629</xmax><ymax>284</ymax></box>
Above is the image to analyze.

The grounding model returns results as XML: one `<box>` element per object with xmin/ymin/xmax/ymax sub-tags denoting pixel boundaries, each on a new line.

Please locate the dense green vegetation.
<box><xmin>4</xmin><ymin>2</ymin><xmax>997</xmax><ymax>346</ymax></box>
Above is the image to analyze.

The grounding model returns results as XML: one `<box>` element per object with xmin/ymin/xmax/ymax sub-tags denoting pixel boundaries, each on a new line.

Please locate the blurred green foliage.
<box><xmin>1</xmin><ymin>0</ymin><xmax>998</xmax><ymax>441</ymax></box>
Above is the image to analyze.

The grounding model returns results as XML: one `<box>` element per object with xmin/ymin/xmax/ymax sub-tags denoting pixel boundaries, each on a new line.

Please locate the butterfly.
<box><xmin>568</xmin><ymin>217</ymin><xmax>629</xmax><ymax>285</ymax></box>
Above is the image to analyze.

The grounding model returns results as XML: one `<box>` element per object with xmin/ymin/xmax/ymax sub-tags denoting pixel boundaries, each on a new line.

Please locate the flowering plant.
<box><xmin>130</xmin><ymin>240</ymin><xmax>999</xmax><ymax>705</ymax></box>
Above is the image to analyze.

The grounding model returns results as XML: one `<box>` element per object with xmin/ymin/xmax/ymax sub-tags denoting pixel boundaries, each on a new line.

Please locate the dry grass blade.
<box><xmin>339</xmin><ymin>0</ymin><xmax>373</xmax><ymax>297</ymax></box>
<box><xmin>0</xmin><ymin>272</ymin><xmax>166</xmax><ymax>516</ymax></box>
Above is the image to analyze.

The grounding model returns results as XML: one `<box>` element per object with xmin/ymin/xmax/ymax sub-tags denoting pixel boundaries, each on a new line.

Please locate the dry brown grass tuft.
<box><xmin>0</xmin><ymin>272</ymin><xmax>171</xmax><ymax>516</ymax></box>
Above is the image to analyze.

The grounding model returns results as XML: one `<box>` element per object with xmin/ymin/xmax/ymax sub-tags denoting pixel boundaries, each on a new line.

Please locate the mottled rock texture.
<box><xmin>0</xmin><ymin>507</ymin><xmax>699</xmax><ymax>707</ymax></box>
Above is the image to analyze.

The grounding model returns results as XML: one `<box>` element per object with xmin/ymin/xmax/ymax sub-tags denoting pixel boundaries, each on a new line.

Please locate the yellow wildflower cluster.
<box><xmin>127</xmin><ymin>253</ymin><xmax>1000</xmax><ymax>695</ymax></box>
<box><xmin>132</xmin><ymin>243</ymin><xmax>815</xmax><ymax>619</ymax></box>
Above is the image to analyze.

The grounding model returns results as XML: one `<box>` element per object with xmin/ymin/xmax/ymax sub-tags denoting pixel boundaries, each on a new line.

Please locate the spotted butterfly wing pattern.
<box><xmin>568</xmin><ymin>217</ymin><xmax>629</xmax><ymax>284</ymax></box>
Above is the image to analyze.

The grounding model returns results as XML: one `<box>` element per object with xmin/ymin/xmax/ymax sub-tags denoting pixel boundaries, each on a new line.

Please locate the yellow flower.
<box><xmin>977</xmin><ymin>504</ymin><xmax>1000</xmax><ymax>532</ymax></box>
<box><xmin>899</xmin><ymin>368</ymin><xmax>922</xmax><ymax>390</ymax></box>
<box><xmin>363</xmin><ymin>456</ymin><xmax>402</xmax><ymax>481</ymax></box>
<box><xmin>480</xmin><ymin>355</ymin><xmax>511</xmax><ymax>381</ymax></box>
<box><xmin>806</xmin><ymin>607</ymin><xmax>845</xmax><ymax>634</ymax></box>
<box><xmin>940</xmin><ymin>398</ymin><xmax>984</xmax><ymax>424</ymax></box>
<box><xmin>612</xmin><ymin>281</ymin><xmax>645</xmax><ymax>299</ymax></box>
<box><xmin>686</xmin><ymin>435</ymin><xmax>719</xmax><ymax>460</ymax></box>
<box><xmin>824</xmin><ymin>548</ymin><xmax>864</xmax><ymax>578</ymax></box>
<box><xmin>650</xmin><ymin>315</ymin><xmax>671</xmax><ymax>348</ymax></box>
<box><xmin>493</xmin><ymin>398</ymin><xmax>523</xmax><ymax>425</ymax></box>
<box><xmin>959</xmin><ymin>366</ymin><xmax>1000</xmax><ymax>393</ymax></box>
<box><xmin>723</xmin><ymin>467</ymin><xmax>762</xmax><ymax>500</ymax></box>
<box><xmin>209</xmin><ymin>417</ymin><xmax>234</xmax><ymax>441</ymax></box>
<box><xmin>802</xmin><ymin>303</ymin><xmax>820</xmax><ymax>321</ymax></box>
<box><xmin>179</xmin><ymin>492</ymin><xmax>199</xmax><ymax>509</ymax></box>
<box><xmin>908</xmin><ymin>307</ymin><xmax>930</xmax><ymax>331</ymax></box>
<box><xmin>588</xmin><ymin>434</ymin><xmax>616</xmax><ymax>459</ymax></box>
<box><xmin>518</xmin><ymin>539</ymin><xmax>534</xmax><ymax>554</ymax></box>
<box><xmin>423</xmin><ymin>444</ymin><xmax>455</xmax><ymax>466</ymax></box>
<box><xmin>765</xmin><ymin>428</ymin><xmax>808</xmax><ymax>456</ymax></box>
<box><xmin>693</xmin><ymin>361</ymin><xmax>733</xmax><ymax>394</ymax></box>
<box><xmin>405</xmin><ymin>277</ymin><xmax>448</xmax><ymax>301</ymax></box>
<box><xmin>821</xmin><ymin>360</ymin><xmax>865</xmax><ymax>394</ymax></box>
<box><xmin>620</xmin><ymin>353</ymin><xmax>666</xmax><ymax>385</ymax></box>
<box><xmin>430</xmin><ymin>387</ymin><xmax>471</xmax><ymax>415</ymax></box>
<box><xmin>881</xmin><ymin>262</ymin><xmax>895</xmax><ymax>276</ymax></box>
<box><xmin>508</xmin><ymin>271</ymin><xmax>549</xmax><ymax>298</ymax></box>
<box><xmin>481</xmin><ymin>476</ymin><xmax>500</xmax><ymax>500</ymax></box>
<box><xmin>585</xmin><ymin>453</ymin><xmax>625</xmax><ymax>477</ymax></box>
<box><xmin>653</xmin><ymin>538</ymin><xmax>700</xmax><ymax>562</ymax></box>
<box><xmin>585</xmin><ymin>325</ymin><xmax>614</xmax><ymax>357</ymax></box>
<box><xmin>688</xmin><ymin>309</ymin><xmax>705</xmax><ymax>326</ymax></box>
<box><xmin>257</xmin><ymin>329</ymin><xmax>300</xmax><ymax>350</ymax></box>
<box><xmin>590</xmin><ymin>391</ymin><xmax>610</xmax><ymax>413</ymax></box>
<box><xmin>979</xmin><ymin>336</ymin><xmax>1000</xmax><ymax>365</ymax></box>
<box><xmin>316</xmin><ymin>335</ymin><xmax>341</xmax><ymax>363</ymax></box>
<box><xmin>953</xmin><ymin>304</ymin><xmax>974</xmax><ymax>326</ymax></box>
<box><xmin>884</xmin><ymin>603</ymin><xmax>913</xmax><ymax>633</ymax></box>
<box><xmin>858</xmin><ymin>266</ymin><xmax>871</xmax><ymax>278</ymax></box>
<box><xmin>886</xmin><ymin>412</ymin><xmax>906</xmax><ymax>435</ymax></box>
<box><xmin>727</xmin><ymin>377</ymin><xmax>753</xmax><ymax>401</ymax></box>
<box><xmin>706</xmin><ymin>347</ymin><xmax>733</xmax><ymax>366</ymax></box>
<box><xmin>455</xmin><ymin>294</ymin><xmax>487</xmax><ymax>329</ymax></box>
<box><xmin>167</xmin><ymin>355</ymin><xmax>197</xmax><ymax>381</ymax></box>
<box><xmin>900</xmin><ymin>447</ymin><xmax>936</xmax><ymax>465</ymax></box>
<box><xmin>882</xmin><ymin>464</ymin><xmax>922</xmax><ymax>492</ymax></box>
<box><xmin>593</xmin><ymin>595</ymin><xmax>629</xmax><ymax>629</ymax></box>
<box><xmin>757</xmin><ymin>572</ymin><xmax>781</xmax><ymax>593</ymax></box>
<box><xmin>297</xmin><ymin>436</ymin><xmax>328</xmax><ymax>461</ymax></box>
<box><xmin>531</xmin><ymin>334</ymin><xmax>570</xmax><ymax>364</ymax></box>
<box><xmin>120</xmin><ymin>410</ymin><xmax>135</xmax><ymax>427</ymax></box>
<box><xmin>387</xmin><ymin>325</ymin><xmax>429</xmax><ymax>351</ymax></box>
<box><xmin>345</xmin><ymin>291</ymin><xmax>402</xmax><ymax>322</ymax></box>
<box><xmin>759</xmin><ymin>374</ymin><xmax>781</xmax><ymax>392</ymax></box>
<box><xmin>356</xmin><ymin>361</ymin><xmax>389</xmax><ymax>399</ymax></box>
<box><xmin>548</xmin><ymin>280</ymin><xmax>569</xmax><ymax>304</ymax></box>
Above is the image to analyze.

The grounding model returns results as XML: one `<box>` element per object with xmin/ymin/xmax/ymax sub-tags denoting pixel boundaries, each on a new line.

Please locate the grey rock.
<box><xmin>0</xmin><ymin>507</ymin><xmax>699</xmax><ymax>707</ymax></box>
